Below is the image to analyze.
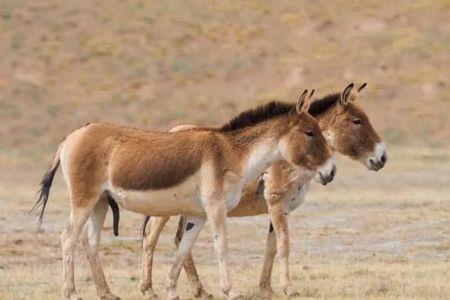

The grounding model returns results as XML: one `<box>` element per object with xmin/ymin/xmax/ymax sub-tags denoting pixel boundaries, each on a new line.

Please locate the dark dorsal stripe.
<box><xmin>308</xmin><ymin>93</ymin><xmax>340</xmax><ymax>116</ymax></box>
<box><xmin>220</xmin><ymin>101</ymin><xmax>294</xmax><ymax>132</ymax></box>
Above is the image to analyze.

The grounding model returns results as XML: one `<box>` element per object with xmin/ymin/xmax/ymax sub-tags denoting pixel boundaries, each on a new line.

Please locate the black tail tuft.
<box><xmin>174</xmin><ymin>216</ymin><xmax>186</xmax><ymax>245</ymax></box>
<box><xmin>31</xmin><ymin>161</ymin><xmax>60</xmax><ymax>227</ymax></box>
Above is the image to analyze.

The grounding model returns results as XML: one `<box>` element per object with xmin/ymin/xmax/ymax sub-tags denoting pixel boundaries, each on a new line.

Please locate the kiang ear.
<box><xmin>303</xmin><ymin>89</ymin><xmax>314</xmax><ymax>112</ymax></box>
<box><xmin>347</xmin><ymin>82</ymin><xmax>367</xmax><ymax>103</ymax></box>
<box><xmin>296</xmin><ymin>89</ymin><xmax>308</xmax><ymax>114</ymax></box>
<box><xmin>340</xmin><ymin>83</ymin><xmax>354</xmax><ymax>106</ymax></box>
<box><xmin>357</xmin><ymin>82</ymin><xmax>367</xmax><ymax>92</ymax></box>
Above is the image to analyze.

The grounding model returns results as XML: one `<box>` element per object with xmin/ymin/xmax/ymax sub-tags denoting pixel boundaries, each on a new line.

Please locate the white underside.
<box><xmin>108</xmin><ymin>172</ymin><xmax>205</xmax><ymax>216</ymax></box>
<box><xmin>287</xmin><ymin>182</ymin><xmax>309</xmax><ymax>212</ymax></box>
<box><xmin>282</xmin><ymin>168</ymin><xmax>314</xmax><ymax>213</ymax></box>
<box><xmin>107</xmin><ymin>171</ymin><xmax>257</xmax><ymax>217</ymax></box>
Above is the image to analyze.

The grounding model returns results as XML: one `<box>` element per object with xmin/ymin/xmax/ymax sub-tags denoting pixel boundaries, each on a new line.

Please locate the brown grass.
<box><xmin>1</xmin><ymin>147</ymin><xmax>449</xmax><ymax>299</ymax></box>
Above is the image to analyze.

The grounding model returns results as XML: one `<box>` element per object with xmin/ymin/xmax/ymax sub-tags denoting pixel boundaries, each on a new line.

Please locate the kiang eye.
<box><xmin>305</xmin><ymin>130</ymin><xmax>315</xmax><ymax>137</ymax></box>
<box><xmin>352</xmin><ymin>118</ymin><xmax>362</xmax><ymax>125</ymax></box>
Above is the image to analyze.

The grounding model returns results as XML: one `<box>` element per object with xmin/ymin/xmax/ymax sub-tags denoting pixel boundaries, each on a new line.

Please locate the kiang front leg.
<box><xmin>204</xmin><ymin>197</ymin><xmax>242</xmax><ymax>300</ymax></box>
<box><xmin>166</xmin><ymin>216</ymin><xmax>206</xmax><ymax>300</ymax></box>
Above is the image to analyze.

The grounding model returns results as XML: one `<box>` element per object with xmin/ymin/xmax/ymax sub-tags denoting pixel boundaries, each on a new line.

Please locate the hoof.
<box><xmin>100</xmin><ymin>293</ymin><xmax>121</xmax><ymax>300</ymax></box>
<box><xmin>194</xmin><ymin>289</ymin><xmax>213</xmax><ymax>299</ymax></box>
<box><xmin>283</xmin><ymin>286</ymin><xmax>300</xmax><ymax>298</ymax></box>
<box><xmin>64</xmin><ymin>291</ymin><xmax>83</xmax><ymax>300</ymax></box>
<box><xmin>167</xmin><ymin>290</ymin><xmax>179</xmax><ymax>300</ymax></box>
<box><xmin>142</xmin><ymin>289</ymin><xmax>158</xmax><ymax>299</ymax></box>
<box><xmin>258</xmin><ymin>288</ymin><xmax>273</xmax><ymax>300</ymax></box>
<box><xmin>287</xmin><ymin>293</ymin><xmax>300</xmax><ymax>299</ymax></box>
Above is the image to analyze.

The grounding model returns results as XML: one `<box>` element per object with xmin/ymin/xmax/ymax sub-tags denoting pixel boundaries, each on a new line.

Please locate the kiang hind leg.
<box><xmin>80</xmin><ymin>192</ymin><xmax>120</xmax><ymax>300</ymax></box>
<box><xmin>174</xmin><ymin>217</ymin><xmax>212</xmax><ymax>299</ymax></box>
<box><xmin>166</xmin><ymin>216</ymin><xmax>206</xmax><ymax>300</ymax></box>
<box><xmin>60</xmin><ymin>191</ymin><xmax>101</xmax><ymax>300</ymax></box>
<box><xmin>139</xmin><ymin>216</ymin><xmax>170</xmax><ymax>298</ymax></box>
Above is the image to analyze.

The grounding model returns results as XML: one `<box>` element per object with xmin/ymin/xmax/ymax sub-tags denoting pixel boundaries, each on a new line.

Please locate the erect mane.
<box><xmin>220</xmin><ymin>101</ymin><xmax>294</xmax><ymax>132</ymax></box>
<box><xmin>308</xmin><ymin>93</ymin><xmax>340</xmax><ymax>116</ymax></box>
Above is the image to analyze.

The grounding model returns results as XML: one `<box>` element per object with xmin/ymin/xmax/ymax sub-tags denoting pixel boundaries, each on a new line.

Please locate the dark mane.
<box><xmin>220</xmin><ymin>101</ymin><xmax>294</xmax><ymax>132</ymax></box>
<box><xmin>308</xmin><ymin>93</ymin><xmax>340</xmax><ymax>116</ymax></box>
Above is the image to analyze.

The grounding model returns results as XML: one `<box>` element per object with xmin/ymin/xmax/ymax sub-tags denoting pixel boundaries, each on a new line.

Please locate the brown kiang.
<box><xmin>139</xmin><ymin>83</ymin><xmax>387</xmax><ymax>299</ymax></box>
<box><xmin>32</xmin><ymin>89</ymin><xmax>335</xmax><ymax>300</ymax></box>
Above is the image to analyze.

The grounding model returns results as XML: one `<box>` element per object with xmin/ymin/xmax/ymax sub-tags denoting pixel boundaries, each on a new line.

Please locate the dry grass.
<box><xmin>0</xmin><ymin>0</ymin><xmax>449</xmax><ymax>299</ymax></box>
<box><xmin>1</xmin><ymin>147</ymin><xmax>449</xmax><ymax>299</ymax></box>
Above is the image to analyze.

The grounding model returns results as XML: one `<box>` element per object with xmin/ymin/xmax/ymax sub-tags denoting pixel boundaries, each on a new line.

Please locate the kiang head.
<box><xmin>279</xmin><ymin>89</ymin><xmax>336</xmax><ymax>185</ymax></box>
<box><xmin>325</xmin><ymin>83</ymin><xmax>387</xmax><ymax>171</ymax></box>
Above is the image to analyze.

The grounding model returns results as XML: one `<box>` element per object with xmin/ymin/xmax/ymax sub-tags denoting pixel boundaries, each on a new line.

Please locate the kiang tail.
<box><xmin>31</xmin><ymin>141</ymin><xmax>63</xmax><ymax>227</ymax></box>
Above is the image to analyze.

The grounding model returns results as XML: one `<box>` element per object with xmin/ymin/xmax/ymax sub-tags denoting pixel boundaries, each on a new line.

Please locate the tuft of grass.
<box><xmin>46</xmin><ymin>105</ymin><xmax>60</xmax><ymax>117</ymax></box>
<box><xmin>84</xmin><ymin>36</ymin><xmax>121</xmax><ymax>57</ymax></box>
<box><xmin>11</xmin><ymin>32</ymin><xmax>24</xmax><ymax>50</ymax></box>
<box><xmin>0</xmin><ymin>2</ymin><xmax>13</xmax><ymax>20</ymax></box>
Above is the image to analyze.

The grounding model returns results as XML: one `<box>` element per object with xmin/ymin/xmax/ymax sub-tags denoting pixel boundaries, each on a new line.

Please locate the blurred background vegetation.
<box><xmin>0</xmin><ymin>0</ymin><xmax>449</xmax><ymax>166</ymax></box>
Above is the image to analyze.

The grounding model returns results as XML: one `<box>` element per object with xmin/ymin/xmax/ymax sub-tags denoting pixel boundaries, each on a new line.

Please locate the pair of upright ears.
<box><xmin>295</xmin><ymin>83</ymin><xmax>368</xmax><ymax>113</ymax></box>
<box><xmin>296</xmin><ymin>89</ymin><xmax>315</xmax><ymax>113</ymax></box>
<box><xmin>340</xmin><ymin>83</ymin><xmax>367</xmax><ymax>106</ymax></box>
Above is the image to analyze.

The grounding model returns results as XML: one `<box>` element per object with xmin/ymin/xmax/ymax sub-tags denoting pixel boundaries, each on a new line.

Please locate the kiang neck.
<box><xmin>225</xmin><ymin>118</ymin><xmax>288</xmax><ymax>181</ymax></box>
<box><xmin>242</xmin><ymin>139</ymin><xmax>281</xmax><ymax>181</ymax></box>
<box><xmin>315</xmin><ymin>107</ymin><xmax>338</xmax><ymax>149</ymax></box>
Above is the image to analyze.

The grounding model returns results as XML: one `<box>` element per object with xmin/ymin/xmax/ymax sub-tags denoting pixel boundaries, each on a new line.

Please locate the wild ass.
<box><xmin>33</xmin><ymin>91</ymin><xmax>336</xmax><ymax>300</ymax></box>
<box><xmin>139</xmin><ymin>83</ymin><xmax>387</xmax><ymax>299</ymax></box>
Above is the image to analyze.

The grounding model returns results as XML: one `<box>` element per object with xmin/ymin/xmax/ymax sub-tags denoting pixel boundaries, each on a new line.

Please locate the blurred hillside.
<box><xmin>0</xmin><ymin>0</ymin><xmax>449</xmax><ymax>165</ymax></box>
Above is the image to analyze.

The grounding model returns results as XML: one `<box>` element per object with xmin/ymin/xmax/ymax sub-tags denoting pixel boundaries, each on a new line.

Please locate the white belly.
<box><xmin>287</xmin><ymin>182</ymin><xmax>309</xmax><ymax>212</ymax></box>
<box><xmin>108</xmin><ymin>173</ymin><xmax>205</xmax><ymax>216</ymax></box>
<box><xmin>108</xmin><ymin>168</ymin><xmax>250</xmax><ymax>217</ymax></box>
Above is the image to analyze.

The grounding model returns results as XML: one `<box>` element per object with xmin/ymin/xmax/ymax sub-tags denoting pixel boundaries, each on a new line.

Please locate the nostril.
<box><xmin>381</xmin><ymin>153</ymin><xmax>387</xmax><ymax>164</ymax></box>
<box><xmin>331</xmin><ymin>165</ymin><xmax>336</xmax><ymax>177</ymax></box>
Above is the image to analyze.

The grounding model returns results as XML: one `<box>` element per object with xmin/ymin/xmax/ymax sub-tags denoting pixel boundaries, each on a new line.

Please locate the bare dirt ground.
<box><xmin>0</xmin><ymin>0</ymin><xmax>449</xmax><ymax>299</ymax></box>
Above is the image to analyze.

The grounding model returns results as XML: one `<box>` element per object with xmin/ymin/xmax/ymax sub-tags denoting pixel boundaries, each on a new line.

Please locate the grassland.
<box><xmin>1</xmin><ymin>147</ymin><xmax>449</xmax><ymax>299</ymax></box>
<box><xmin>0</xmin><ymin>0</ymin><xmax>449</xmax><ymax>299</ymax></box>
